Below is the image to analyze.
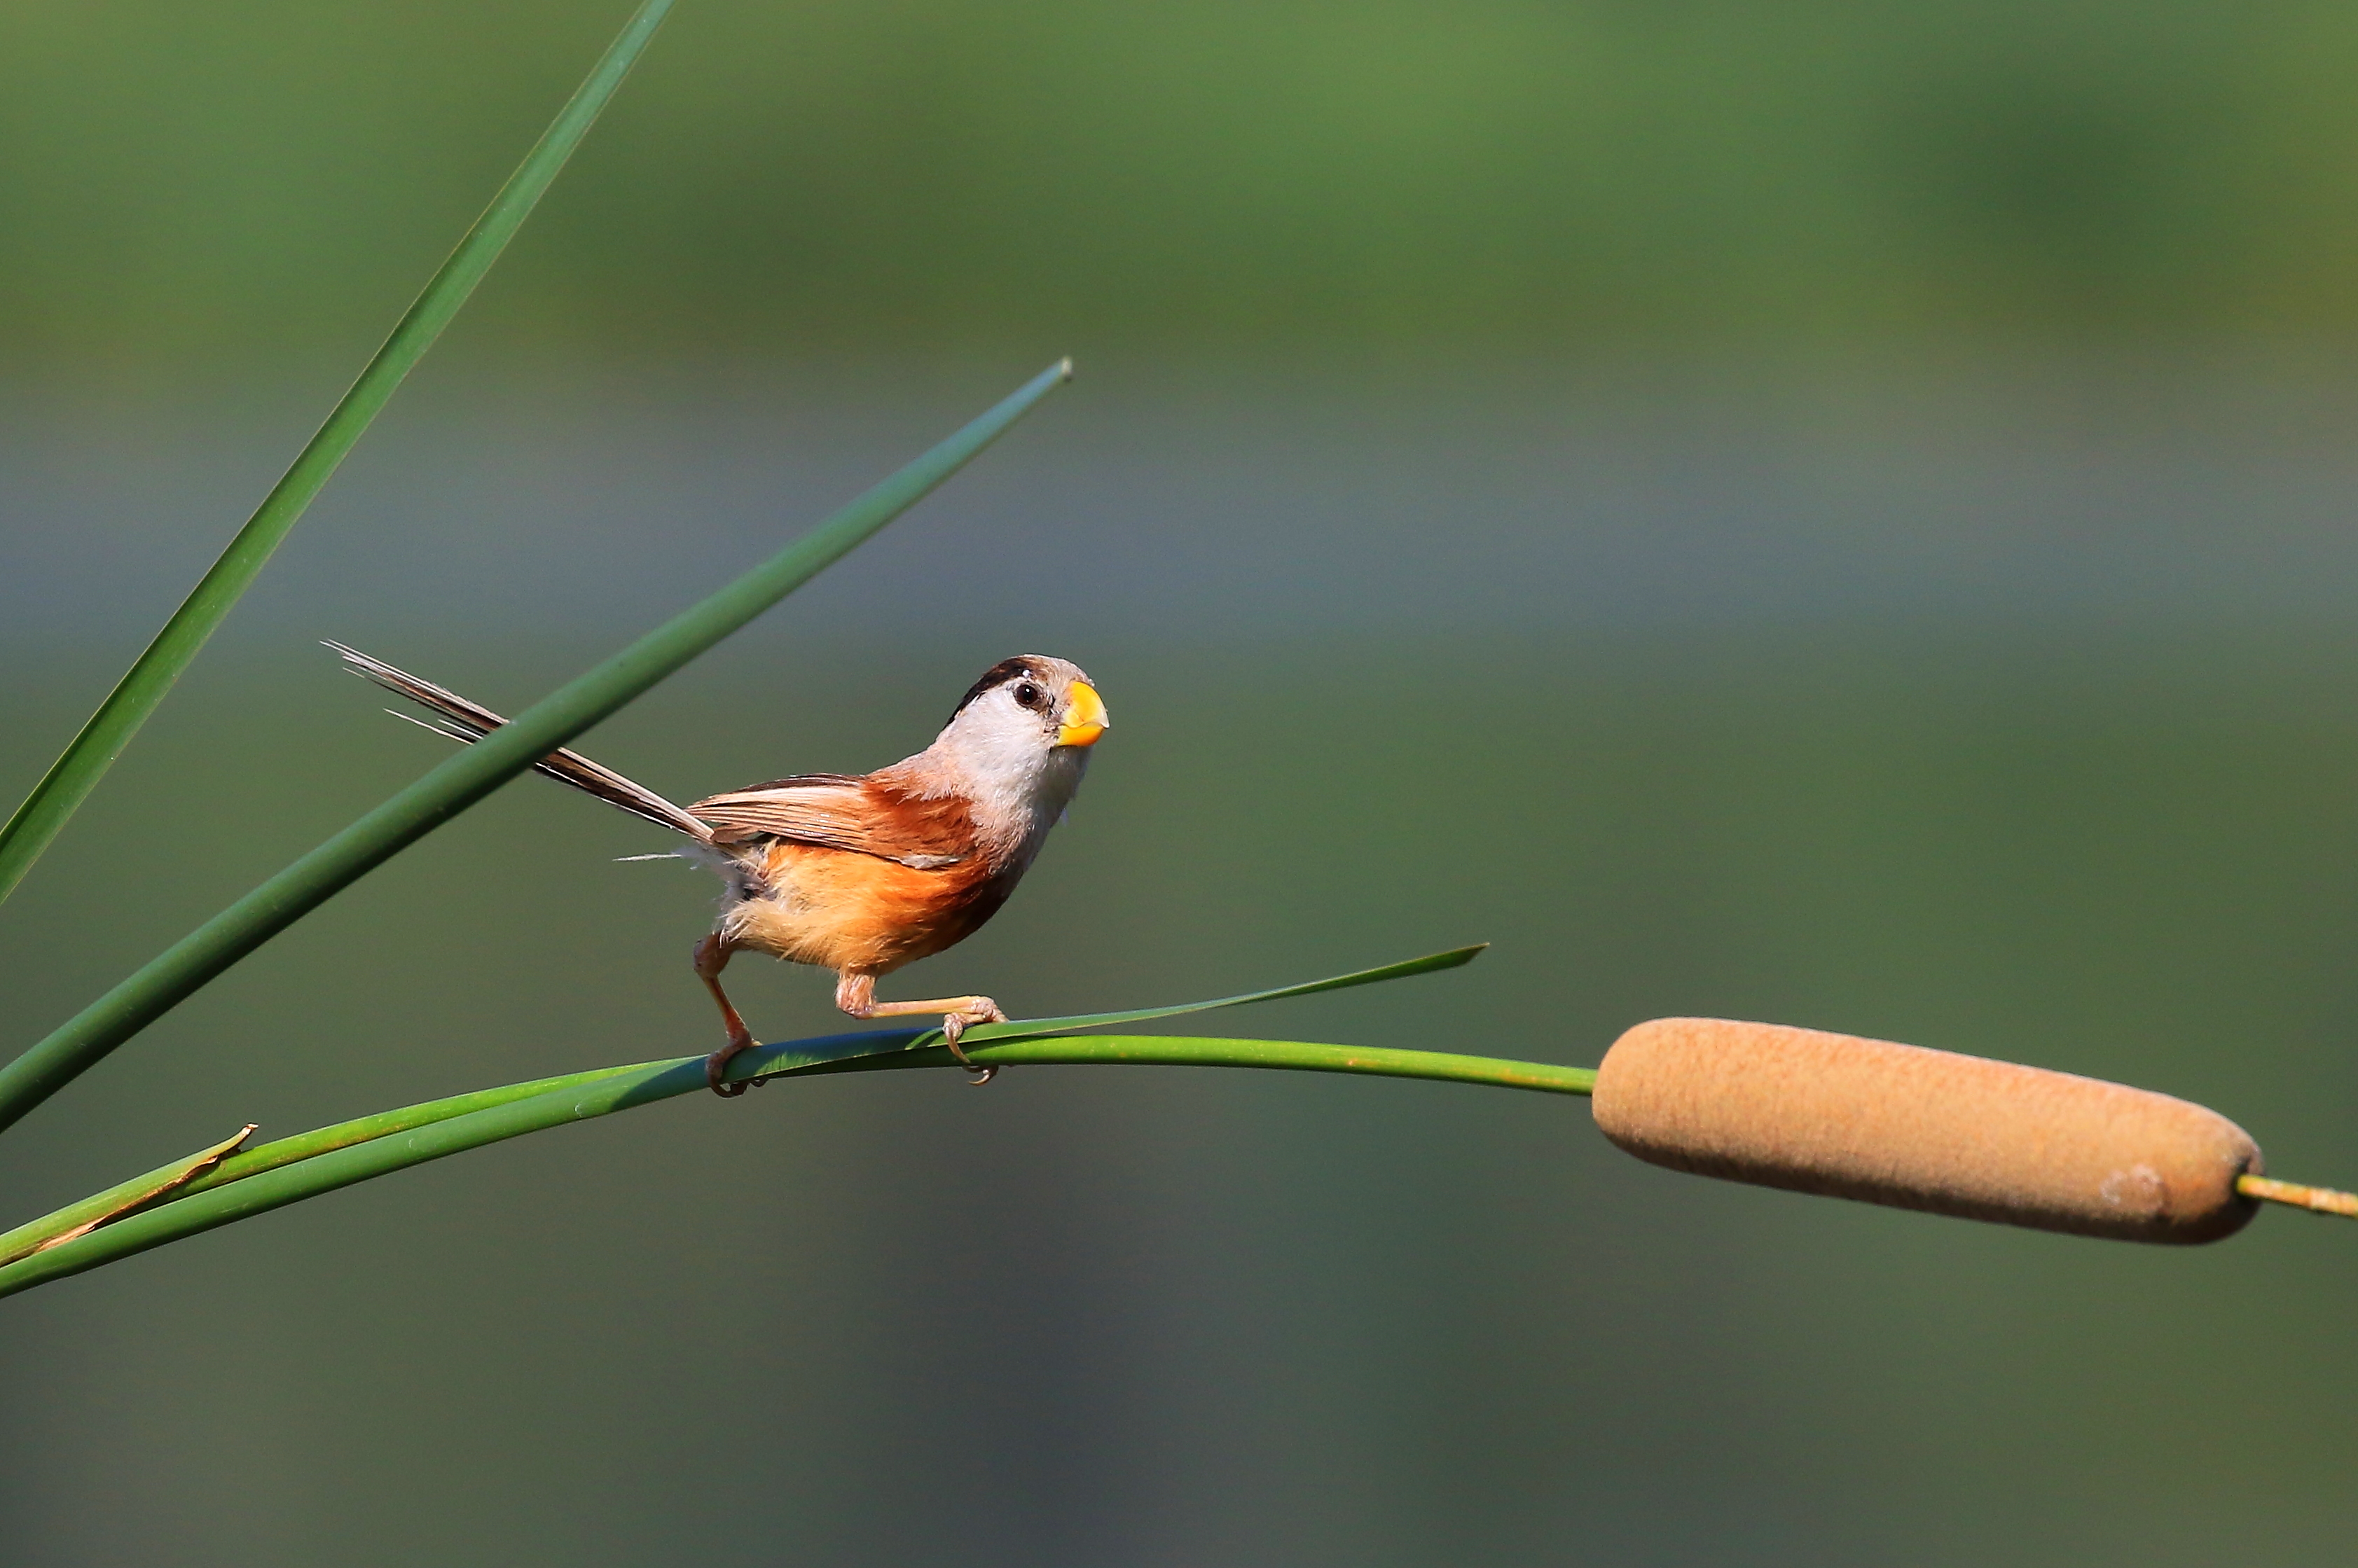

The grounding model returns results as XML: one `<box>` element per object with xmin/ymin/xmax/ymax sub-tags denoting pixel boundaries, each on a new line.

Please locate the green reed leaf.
<box><xmin>0</xmin><ymin>948</ymin><xmax>1562</xmax><ymax>1298</ymax></box>
<box><xmin>0</xmin><ymin>361</ymin><xmax>1073</xmax><ymax>1136</ymax></box>
<box><xmin>913</xmin><ymin>943</ymin><xmax>1491</xmax><ymax>1051</ymax></box>
<box><xmin>0</xmin><ymin>1122</ymin><xmax>256</xmax><ymax>1269</ymax></box>
<box><xmin>0</xmin><ymin>0</ymin><xmax>677</xmax><ymax>913</ymax></box>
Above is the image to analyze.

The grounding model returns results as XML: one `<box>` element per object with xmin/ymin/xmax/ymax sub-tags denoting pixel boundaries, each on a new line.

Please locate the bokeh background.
<box><xmin>4</xmin><ymin>2</ymin><xmax>2358</xmax><ymax>1562</ymax></box>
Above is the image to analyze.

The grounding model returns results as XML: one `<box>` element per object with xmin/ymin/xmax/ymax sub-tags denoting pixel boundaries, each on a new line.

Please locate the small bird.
<box><xmin>329</xmin><ymin>644</ymin><xmax>1108</xmax><ymax>1095</ymax></box>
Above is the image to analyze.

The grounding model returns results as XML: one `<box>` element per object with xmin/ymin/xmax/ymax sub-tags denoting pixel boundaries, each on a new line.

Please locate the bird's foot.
<box><xmin>707</xmin><ymin>1029</ymin><xmax>758</xmax><ymax>1098</ymax></box>
<box><xmin>942</xmin><ymin>1001</ymin><xmax>1008</xmax><ymax>1085</ymax></box>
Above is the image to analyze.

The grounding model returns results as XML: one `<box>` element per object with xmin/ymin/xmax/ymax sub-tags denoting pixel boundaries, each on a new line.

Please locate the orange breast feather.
<box><xmin>726</xmin><ymin>841</ymin><xmax>1010</xmax><ymax>974</ymax></box>
<box><xmin>703</xmin><ymin>776</ymin><xmax>1009</xmax><ymax>974</ymax></box>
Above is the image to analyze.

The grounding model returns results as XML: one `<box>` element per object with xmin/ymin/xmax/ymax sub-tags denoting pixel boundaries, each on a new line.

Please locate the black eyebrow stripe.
<box><xmin>951</xmin><ymin>657</ymin><xmax>1044</xmax><ymax>719</ymax></box>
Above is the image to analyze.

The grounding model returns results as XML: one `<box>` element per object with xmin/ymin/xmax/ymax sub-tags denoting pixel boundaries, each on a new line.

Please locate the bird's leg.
<box><xmin>834</xmin><ymin>970</ymin><xmax>1008</xmax><ymax>1084</ymax></box>
<box><xmin>696</xmin><ymin>933</ymin><xmax>759</xmax><ymax>1097</ymax></box>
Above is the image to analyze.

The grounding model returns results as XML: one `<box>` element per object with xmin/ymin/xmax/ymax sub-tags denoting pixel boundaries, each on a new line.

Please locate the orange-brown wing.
<box><xmin>688</xmin><ymin>775</ymin><xmax>974</xmax><ymax>868</ymax></box>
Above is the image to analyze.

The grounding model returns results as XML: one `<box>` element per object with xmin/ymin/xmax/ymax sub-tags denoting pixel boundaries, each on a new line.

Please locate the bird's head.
<box><xmin>890</xmin><ymin>655</ymin><xmax>1107</xmax><ymax>853</ymax></box>
<box><xmin>942</xmin><ymin>655</ymin><xmax>1108</xmax><ymax>756</ymax></box>
<box><xmin>919</xmin><ymin>653</ymin><xmax>1105</xmax><ymax>800</ymax></box>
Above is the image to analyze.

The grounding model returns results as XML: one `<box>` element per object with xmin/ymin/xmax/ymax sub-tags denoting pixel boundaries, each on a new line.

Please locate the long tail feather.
<box><xmin>326</xmin><ymin>642</ymin><xmax>712</xmax><ymax>842</ymax></box>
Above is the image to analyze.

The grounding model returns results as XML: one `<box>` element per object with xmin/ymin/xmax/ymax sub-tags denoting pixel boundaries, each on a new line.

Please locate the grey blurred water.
<box><xmin>1</xmin><ymin>360</ymin><xmax>2354</xmax><ymax>1565</ymax></box>
<box><xmin>13</xmin><ymin>353</ymin><xmax>2358</xmax><ymax>655</ymax></box>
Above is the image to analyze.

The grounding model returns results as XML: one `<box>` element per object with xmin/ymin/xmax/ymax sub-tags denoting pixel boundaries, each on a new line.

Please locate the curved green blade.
<box><xmin>0</xmin><ymin>1121</ymin><xmax>255</xmax><ymax>1269</ymax></box>
<box><xmin>0</xmin><ymin>361</ymin><xmax>1073</xmax><ymax>1136</ymax></box>
<box><xmin>910</xmin><ymin>942</ymin><xmax>1491</xmax><ymax>1053</ymax></box>
<box><xmin>0</xmin><ymin>0</ymin><xmax>676</xmax><ymax>913</ymax></box>
<box><xmin>840</xmin><ymin>1034</ymin><xmax>1593</xmax><ymax>1096</ymax></box>
<box><xmin>0</xmin><ymin>1033</ymin><xmax>1580</xmax><ymax>1305</ymax></box>
<box><xmin>0</xmin><ymin>945</ymin><xmax>1495</xmax><ymax>1275</ymax></box>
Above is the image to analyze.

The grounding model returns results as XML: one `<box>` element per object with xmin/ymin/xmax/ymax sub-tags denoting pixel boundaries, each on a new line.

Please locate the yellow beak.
<box><xmin>1056</xmin><ymin>680</ymin><xmax>1109</xmax><ymax>747</ymax></box>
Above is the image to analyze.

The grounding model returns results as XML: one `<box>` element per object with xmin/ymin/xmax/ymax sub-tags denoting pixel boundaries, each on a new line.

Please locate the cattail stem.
<box><xmin>2238</xmin><ymin>1173</ymin><xmax>2358</xmax><ymax>1219</ymax></box>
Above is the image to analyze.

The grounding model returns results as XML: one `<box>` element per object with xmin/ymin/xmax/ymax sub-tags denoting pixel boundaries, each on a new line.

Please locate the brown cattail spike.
<box><xmin>1593</xmin><ymin>1018</ymin><xmax>2263</xmax><ymax>1244</ymax></box>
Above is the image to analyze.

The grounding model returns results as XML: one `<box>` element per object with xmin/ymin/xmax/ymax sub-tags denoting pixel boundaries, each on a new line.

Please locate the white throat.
<box><xmin>888</xmin><ymin>711</ymin><xmax>1091</xmax><ymax>870</ymax></box>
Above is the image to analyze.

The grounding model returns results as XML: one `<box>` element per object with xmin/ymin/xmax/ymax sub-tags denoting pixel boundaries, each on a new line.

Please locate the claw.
<box><xmin>707</xmin><ymin>1033</ymin><xmax>754</xmax><ymax>1098</ymax></box>
<box><xmin>942</xmin><ymin>1013</ymin><xmax>998</xmax><ymax>1085</ymax></box>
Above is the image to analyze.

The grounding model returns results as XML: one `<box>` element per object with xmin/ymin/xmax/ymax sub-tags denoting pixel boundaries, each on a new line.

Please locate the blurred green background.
<box><xmin>17</xmin><ymin>0</ymin><xmax>2358</xmax><ymax>369</ymax></box>
<box><xmin>4</xmin><ymin>2</ymin><xmax>2357</xmax><ymax>1564</ymax></box>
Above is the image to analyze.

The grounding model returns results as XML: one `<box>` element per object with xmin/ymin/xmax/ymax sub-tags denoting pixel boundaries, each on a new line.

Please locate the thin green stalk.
<box><xmin>0</xmin><ymin>1036</ymin><xmax>1589</xmax><ymax>1303</ymax></box>
<box><xmin>0</xmin><ymin>948</ymin><xmax>1502</xmax><ymax>1291</ymax></box>
<box><xmin>0</xmin><ymin>1056</ymin><xmax>705</xmax><ymax>1300</ymax></box>
<box><xmin>0</xmin><ymin>1123</ymin><xmax>256</xmax><ymax>1268</ymax></box>
<box><xmin>925</xmin><ymin>943</ymin><xmax>1488</xmax><ymax>1051</ymax></box>
<box><xmin>822</xmin><ymin>1034</ymin><xmax>1597</xmax><ymax>1095</ymax></box>
<box><xmin>0</xmin><ymin>0</ymin><xmax>676</xmax><ymax>912</ymax></box>
<box><xmin>186</xmin><ymin>1064</ymin><xmax>655</xmax><ymax>1200</ymax></box>
<box><xmin>0</xmin><ymin>360</ymin><xmax>1072</xmax><ymax>1136</ymax></box>
<box><xmin>0</xmin><ymin>1063</ymin><xmax>656</xmax><ymax>1270</ymax></box>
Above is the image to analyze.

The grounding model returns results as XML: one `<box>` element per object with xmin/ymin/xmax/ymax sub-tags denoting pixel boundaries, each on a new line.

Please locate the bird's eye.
<box><xmin>1012</xmin><ymin>681</ymin><xmax>1044</xmax><ymax>709</ymax></box>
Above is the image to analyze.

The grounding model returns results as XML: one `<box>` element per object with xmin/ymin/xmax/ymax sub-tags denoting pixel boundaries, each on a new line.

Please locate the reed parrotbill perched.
<box><xmin>331</xmin><ymin>644</ymin><xmax>1108</xmax><ymax>1094</ymax></box>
